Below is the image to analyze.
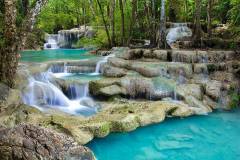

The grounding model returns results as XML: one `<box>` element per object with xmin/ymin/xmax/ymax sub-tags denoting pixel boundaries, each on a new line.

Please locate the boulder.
<box><xmin>207</xmin><ymin>50</ymin><xmax>235</xmax><ymax>63</ymax></box>
<box><xmin>172</xmin><ymin>50</ymin><xmax>197</xmax><ymax>63</ymax></box>
<box><xmin>111</xmin><ymin>114</ymin><xmax>139</xmax><ymax>132</ymax></box>
<box><xmin>153</xmin><ymin>50</ymin><xmax>168</xmax><ymax>61</ymax></box>
<box><xmin>194</xmin><ymin>63</ymin><xmax>208</xmax><ymax>74</ymax></box>
<box><xmin>118</xmin><ymin>49</ymin><xmax>143</xmax><ymax>60</ymax></box>
<box><xmin>108</xmin><ymin>57</ymin><xmax>132</xmax><ymax>69</ymax></box>
<box><xmin>120</xmin><ymin>77</ymin><xmax>155</xmax><ymax>99</ymax></box>
<box><xmin>176</xmin><ymin>84</ymin><xmax>203</xmax><ymax>100</ymax></box>
<box><xmin>143</xmin><ymin>49</ymin><xmax>154</xmax><ymax>58</ymax></box>
<box><xmin>143</xmin><ymin>49</ymin><xmax>168</xmax><ymax>61</ymax></box>
<box><xmin>99</xmin><ymin>85</ymin><xmax>126</xmax><ymax>97</ymax></box>
<box><xmin>203</xmin><ymin>95</ymin><xmax>218</xmax><ymax>109</ymax></box>
<box><xmin>101</xmin><ymin>63</ymin><xmax>127</xmax><ymax>77</ymax></box>
<box><xmin>0</xmin><ymin>124</ymin><xmax>95</xmax><ymax>160</ymax></box>
<box><xmin>89</xmin><ymin>78</ymin><xmax>120</xmax><ymax>96</ymax></box>
<box><xmin>205</xmin><ymin>80</ymin><xmax>222</xmax><ymax>100</ymax></box>
<box><xmin>185</xmin><ymin>96</ymin><xmax>212</xmax><ymax>114</ymax></box>
<box><xmin>0</xmin><ymin>83</ymin><xmax>22</xmax><ymax>111</ymax></box>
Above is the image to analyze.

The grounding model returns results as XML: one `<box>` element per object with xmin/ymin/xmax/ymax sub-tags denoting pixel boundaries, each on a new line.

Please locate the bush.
<box><xmin>74</xmin><ymin>29</ymin><xmax>109</xmax><ymax>48</ymax></box>
<box><xmin>228</xmin><ymin>85</ymin><xmax>240</xmax><ymax>109</ymax></box>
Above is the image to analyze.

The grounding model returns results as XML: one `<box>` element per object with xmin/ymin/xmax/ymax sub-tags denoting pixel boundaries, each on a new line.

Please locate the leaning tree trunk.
<box><xmin>96</xmin><ymin>0</ymin><xmax>112</xmax><ymax>48</ymax></box>
<box><xmin>158</xmin><ymin>0</ymin><xmax>167</xmax><ymax>48</ymax></box>
<box><xmin>119</xmin><ymin>0</ymin><xmax>125</xmax><ymax>46</ymax></box>
<box><xmin>193</xmin><ymin>0</ymin><xmax>202</xmax><ymax>47</ymax></box>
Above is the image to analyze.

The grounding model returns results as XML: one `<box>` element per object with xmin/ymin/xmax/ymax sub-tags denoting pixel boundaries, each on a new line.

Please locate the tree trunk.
<box><xmin>127</xmin><ymin>0</ymin><xmax>137</xmax><ymax>46</ymax></box>
<box><xmin>193</xmin><ymin>0</ymin><xmax>202</xmax><ymax>47</ymax></box>
<box><xmin>22</xmin><ymin>0</ymin><xmax>29</xmax><ymax>16</ymax></box>
<box><xmin>158</xmin><ymin>0</ymin><xmax>167</xmax><ymax>48</ymax></box>
<box><xmin>150</xmin><ymin>0</ymin><xmax>156</xmax><ymax>47</ymax></box>
<box><xmin>0</xmin><ymin>0</ymin><xmax>18</xmax><ymax>87</ymax></box>
<box><xmin>110</xmin><ymin>0</ymin><xmax>116</xmax><ymax>46</ymax></box>
<box><xmin>89</xmin><ymin>0</ymin><xmax>96</xmax><ymax>17</ymax></box>
<box><xmin>0</xmin><ymin>0</ymin><xmax>48</xmax><ymax>87</ymax></box>
<box><xmin>96</xmin><ymin>0</ymin><xmax>112</xmax><ymax>48</ymax></box>
<box><xmin>19</xmin><ymin>0</ymin><xmax>49</xmax><ymax>50</ymax></box>
<box><xmin>119</xmin><ymin>0</ymin><xmax>125</xmax><ymax>46</ymax></box>
<box><xmin>184</xmin><ymin>0</ymin><xmax>188</xmax><ymax>22</ymax></box>
<box><xmin>207</xmin><ymin>0</ymin><xmax>212</xmax><ymax>37</ymax></box>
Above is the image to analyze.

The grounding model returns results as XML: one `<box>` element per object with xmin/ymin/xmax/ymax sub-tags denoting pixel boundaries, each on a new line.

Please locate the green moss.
<box><xmin>91</xmin><ymin>122</ymin><xmax>111</xmax><ymax>138</ymax></box>
<box><xmin>228</xmin><ymin>85</ymin><xmax>240</xmax><ymax>109</ymax></box>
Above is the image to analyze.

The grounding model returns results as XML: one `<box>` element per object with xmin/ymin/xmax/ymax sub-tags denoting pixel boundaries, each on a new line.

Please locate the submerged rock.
<box><xmin>0</xmin><ymin>124</ymin><xmax>95</xmax><ymax>160</ymax></box>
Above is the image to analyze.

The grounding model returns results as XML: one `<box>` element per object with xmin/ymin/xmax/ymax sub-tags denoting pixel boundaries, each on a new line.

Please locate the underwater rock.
<box><xmin>0</xmin><ymin>124</ymin><xmax>95</xmax><ymax>160</ymax></box>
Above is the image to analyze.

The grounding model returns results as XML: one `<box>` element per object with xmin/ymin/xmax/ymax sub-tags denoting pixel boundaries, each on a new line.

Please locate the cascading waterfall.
<box><xmin>93</xmin><ymin>54</ymin><xmax>115</xmax><ymax>75</ymax></box>
<box><xmin>44</xmin><ymin>34</ymin><xmax>59</xmax><ymax>49</ymax></box>
<box><xmin>23</xmin><ymin>51</ymin><xmax>116</xmax><ymax>116</ymax></box>
<box><xmin>166</xmin><ymin>23</ymin><xmax>192</xmax><ymax>48</ymax></box>
<box><xmin>22</xmin><ymin>71</ymin><xmax>97</xmax><ymax>116</ymax></box>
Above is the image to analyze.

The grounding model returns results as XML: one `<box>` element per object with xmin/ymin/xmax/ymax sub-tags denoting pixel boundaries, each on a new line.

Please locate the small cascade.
<box><xmin>44</xmin><ymin>34</ymin><xmax>59</xmax><ymax>49</ymax></box>
<box><xmin>22</xmin><ymin>71</ymin><xmax>97</xmax><ymax>116</ymax></box>
<box><xmin>93</xmin><ymin>54</ymin><xmax>115</xmax><ymax>75</ymax></box>
<box><xmin>66</xmin><ymin>83</ymin><xmax>89</xmax><ymax>100</ymax></box>
<box><xmin>166</xmin><ymin>23</ymin><xmax>192</xmax><ymax>48</ymax></box>
<box><xmin>177</xmin><ymin>68</ymin><xmax>187</xmax><ymax>85</ymax></box>
<box><xmin>200</xmin><ymin>55</ymin><xmax>209</xmax><ymax>81</ymax></box>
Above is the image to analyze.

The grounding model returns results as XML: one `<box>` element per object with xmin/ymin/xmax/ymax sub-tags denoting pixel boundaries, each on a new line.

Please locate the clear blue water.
<box><xmin>87</xmin><ymin>109</ymin><xmax>240</xmax><ymax>160</ymax></box>
<box><xmin>21</xmin><ymin>49</ymin><xmax>97</xmax><ymax>62</ymax></box>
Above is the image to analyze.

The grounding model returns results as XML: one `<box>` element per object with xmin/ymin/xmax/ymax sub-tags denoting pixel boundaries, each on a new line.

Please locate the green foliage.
<box><xmin>74</xmin><ymin>29</ymin><xmax>108</xmax><ymax>48</ymax></box>
<box><xmin>228</xmin><ymin>85</ymin><xmax>240</xmax><ymax>109</ymax></box>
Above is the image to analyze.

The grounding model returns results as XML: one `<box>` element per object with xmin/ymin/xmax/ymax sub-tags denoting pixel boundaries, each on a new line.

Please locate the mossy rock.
<box><xmin>88</xmin><ymin>122</ymin><xmax>111</xmax><ymax>138</ymax></box>
<box><xmin>111</xmin><ymin>114</ymin><xmax>140</xmax><ymax>132</ymax></box>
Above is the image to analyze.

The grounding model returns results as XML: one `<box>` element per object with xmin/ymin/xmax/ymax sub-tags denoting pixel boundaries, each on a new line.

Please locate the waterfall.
<box><xmin>66</xmin><ymin>83</ymin><xmax>89</xmax><ymax>100</ymax></box>
<box><xmin>166</xmin><ymin>23</ymin><xmax>192</xmax><ymax>47</ymax></box>
<box><xmin>44</xmin><ymin>34</ymin><xmax>59</xmax><ymax>49</ymax></box>
<box><xmin>93</xmin><ymin>54</ymin><xmax>115</xmax><ymax>75</ymax></box>
<box><xmin>22</xmin><ymin>71</ymin><xmax>97</xmax><ymax>116</ymax></box>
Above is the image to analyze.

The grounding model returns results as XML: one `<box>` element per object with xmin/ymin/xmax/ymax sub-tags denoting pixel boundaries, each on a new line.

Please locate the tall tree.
<box><xmin>119</xmin><ymin>0</ymin><xmax>125</xmax><ymax>46</ymax></box>
<box><xmin>96</xmin><ymin>0</ymin><xmax>112</xmax><ymax>48</ymax></box>
<box><xmin>158</xmin><ymin>0</ymin><xmax>167</xmax><ymax>48</ymax></box>
<box><xmin>207</xmin><ymin>0</ymin><xmax>212</xmax><ymax>37</ymax></box>
<box><xmin>110</xmin><ymin>0</ymin><xmax>116</xmax><ymax>46</ymax></box>
<box><xmin>0</xmin><ymin>0</ymin><xmax>48</xmax><ymax>87</ymax></box>
<box><xmin>150</xmin><ymin>0</ymin><xmax>157</xmax><ymax>47</ymax></box>
<box><xmin>127</xmin><ymin>0</ymin><xmax>137</xmax><ymax>46</ymax></box>
<box><xmin>193</xmin><ymin>0</ymin><xmax>202</xmax><ymax>47</ymax></box>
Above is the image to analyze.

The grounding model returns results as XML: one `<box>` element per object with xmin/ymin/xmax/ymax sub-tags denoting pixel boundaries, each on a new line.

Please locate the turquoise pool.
<box><xmin>87</xmin><ymin>109</ymin><xmax>240</xmax><ymax>160</ymax></box>
<box><xmin>21</xmin><ymin>49</ymin><xmax>97</xmax><ymax>62</ymax></box>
